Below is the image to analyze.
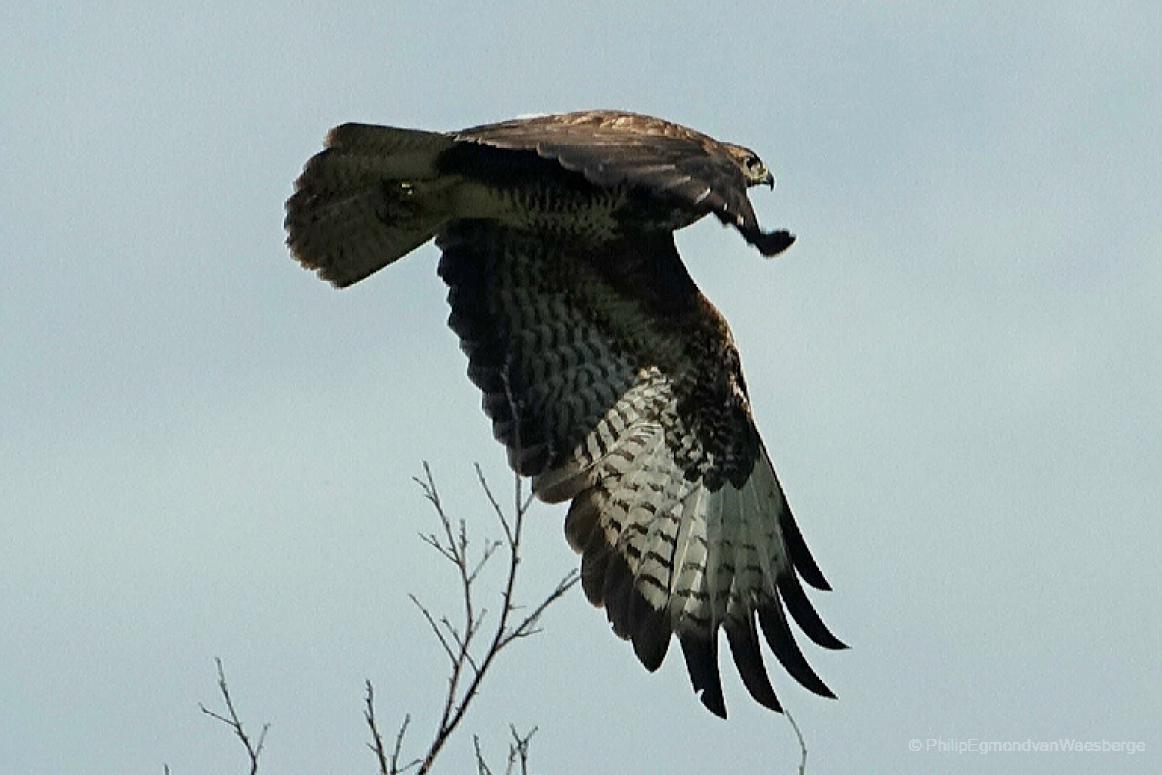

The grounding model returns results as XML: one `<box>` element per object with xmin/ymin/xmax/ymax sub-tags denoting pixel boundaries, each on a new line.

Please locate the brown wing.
<box><xmin>437</xmin><ymin>219</ymin><xmax>844</xmax><ymax>717</ymax></box>
<box><xmin>454</xmin><ymin>110</ymin><xmax>766</xmax><ymax>235</ymax></box>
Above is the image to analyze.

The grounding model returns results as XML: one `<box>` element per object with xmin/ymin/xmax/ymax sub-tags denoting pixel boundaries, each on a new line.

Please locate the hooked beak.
<box><xmin>764</xmin><ymin>171</ymin><xmax>775</xmax><ymax>190</ymax></box>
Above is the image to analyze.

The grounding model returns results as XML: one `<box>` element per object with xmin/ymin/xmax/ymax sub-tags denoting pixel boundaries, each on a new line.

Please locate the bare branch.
<box><xmin>390</xmin><ymin>459</ymin><xmax>579</xmax><ymax>775</ymax></box>
<box><xmin>418</xmin><ymin>531</ymin><xmax>458</xmax><ymax>564</ymax></box>
<box><xmin>466</xmin><ymin>539</ymin><xmax>503</xmax><ymax>586</ymax></box>
<box><xmin>474</xmin><ymin>463</ymin><xmax>513</xmax><ymax>547</ymax></box>
<box><xmin>504</xmin><ymin>569</ymin><xmax>581</xmax><ymax>646</ymax></box>
<box><xmin>505</xmin><ymin>725</ymin><xmax>537</xmax><ymax>775</ymax></box>
<box><xmin>784</xmin><ymin>704</ymin><xmax>809</xmax><ymax>775</ymax></box>
<box><xmin>365</xmin><ymin>681</ymin><xmax>390</xmax><ymax>775</ymax></box>
<box><xmin>372</xmin><ymin>375</ymin><xmax>576</xmax><ymax>773</ymax></box>
<box><xmin>391</xmin><ymin>715</ymin><xmax>422</xmax><ymax>774</ymax></box>
<box><xmin>473</xmin><ymin>735</ymin><xmax>494</xmax><ymax>775</ymax></box>
<box><xmin>365</xmin><ymin>682</ymin><xmax>425</xmax><ymax>775</ymax></box>
<box><xmin>199</xmin><ymin>658</ymin><xmax>269</xmax><ymax>775</ymax></box>
<box><xmin>407</xmin><ymin>594</ymin><xmax>457</xmax><ymax>665</ymax></box>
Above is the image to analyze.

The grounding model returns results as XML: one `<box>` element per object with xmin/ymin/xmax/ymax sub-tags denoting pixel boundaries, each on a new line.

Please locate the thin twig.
<box><xmin>407</xmin><ymin>594</ymin><xmax>457</xmax><ymax>665</ymax></box>
<box><xmin>783</xmin><ymin>704</ymin><xmax>809</xmax><ymax>775</ymax></box>
<box><xmin>198</xmin><ymin>658</ymin><xmax>269</xmax><ymax>775</ymax></box>
<box><xmin>474</xmin><ymin>464</ymin><xmax>513</xmax><ymax>546</ymax></box>
<box><xmin>365</xmin><ymin>681</ymin><xmax>390</xmax><ymax>775</ymax></box>
<box><xmin>365</xmin><ymin>681</ymin><xmax>423</xmax><ymax>775</ymax></box>
<box><xmin>504</xmin><ymin>569</ymin><xmax>580</xmax><ymax>645</ymax></box>
<box><xmin>473</xmin><ymin>735</ymin><xmax>493</xmax><ymax>775</ymax></box>
<box><xmin>505</xmin><ymin>725</ymin><xmax>537</xmax><ymax>775</ymax></box>
<box><xmin>392</xmin><ymin>714</ymin><xmax>421</xmax><ymax>774</ymax></box>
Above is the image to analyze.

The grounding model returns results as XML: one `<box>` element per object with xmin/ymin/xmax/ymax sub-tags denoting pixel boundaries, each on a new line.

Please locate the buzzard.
<box><xmin>285</xmin><ymin>110</ymin><xmax>845</xmax><ymax>718</ymax></box>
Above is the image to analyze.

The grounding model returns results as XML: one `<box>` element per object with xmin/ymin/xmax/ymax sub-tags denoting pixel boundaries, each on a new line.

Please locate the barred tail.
<box><xmin>285</xmin><ymin>123</ymin><xmax>455</xmax><ymax>287</ymax></box>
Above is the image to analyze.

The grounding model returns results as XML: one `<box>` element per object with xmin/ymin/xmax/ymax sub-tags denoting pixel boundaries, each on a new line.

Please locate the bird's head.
<box><xmin>725</xmin><ymin>144</ymin><xmax>775</xmax><ymax>189</ymax></box>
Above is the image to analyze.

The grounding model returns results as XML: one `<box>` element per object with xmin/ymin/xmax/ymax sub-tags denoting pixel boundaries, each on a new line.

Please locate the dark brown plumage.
<box><xmin>285</xmin><ymin>110</ymin><xmax>844</xmax><ymax>718</ymax></box>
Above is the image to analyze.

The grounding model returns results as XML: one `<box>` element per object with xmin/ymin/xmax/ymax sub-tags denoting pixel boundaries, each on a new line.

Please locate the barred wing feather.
<box><xmin>436</xmin><ymin>220</ymin><xmax>844</xmax><ymax>718</ymax></box>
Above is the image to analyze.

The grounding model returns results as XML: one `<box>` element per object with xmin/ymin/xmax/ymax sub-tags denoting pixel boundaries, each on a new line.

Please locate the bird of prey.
<box><xmin>285</xmin><ymin>110</ymin><xmax>845</xmax><ymax>718</ymax></box>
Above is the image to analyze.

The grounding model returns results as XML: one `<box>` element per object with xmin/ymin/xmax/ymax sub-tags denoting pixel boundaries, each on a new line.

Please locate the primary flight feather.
<box><xmin>285</xmin><ymin>109</ymin><xmax>844</xmax><ymax>718</ymax></box>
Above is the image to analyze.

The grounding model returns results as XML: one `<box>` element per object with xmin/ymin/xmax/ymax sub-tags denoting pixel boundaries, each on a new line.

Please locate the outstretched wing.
<box><xmin>437</xmin><ymin>220</ymin><xmax>844</xmax><ymax>717</ymax></box>
<box><xmin>454</xmin><ymin>110</ymin><xmax>765</xmax><ymax>237</ymax></box>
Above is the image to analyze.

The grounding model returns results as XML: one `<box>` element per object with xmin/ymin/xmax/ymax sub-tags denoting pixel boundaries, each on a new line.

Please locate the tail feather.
<box><xmin>285</xmin><ymin>124</ymin><xmax>454</xmax><ymax>287</ymax></box>
<box><xmin>326</xmin><ymin>123</ymin><xmax>449</xmax><ymax>166</ymax></box>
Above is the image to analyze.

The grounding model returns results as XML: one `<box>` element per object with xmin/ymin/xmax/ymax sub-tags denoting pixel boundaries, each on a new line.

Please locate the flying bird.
<box><xmin>285</xmin><ymin>110</ymin><xmax>845</xmax><ymax>718</ymax></box>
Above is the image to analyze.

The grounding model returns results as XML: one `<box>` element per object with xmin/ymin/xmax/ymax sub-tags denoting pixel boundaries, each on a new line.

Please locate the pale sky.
<box><xmin>2</xmin><ymin>3</ymin><xmax>1159</xmax><ymax>774</ymax></box>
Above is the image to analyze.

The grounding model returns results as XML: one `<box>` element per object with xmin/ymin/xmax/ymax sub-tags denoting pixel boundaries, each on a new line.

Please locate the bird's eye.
<box><xmin>745</xmin><ymin>155</ymin><xmax>761</xmax><ymax>170</ymax></box>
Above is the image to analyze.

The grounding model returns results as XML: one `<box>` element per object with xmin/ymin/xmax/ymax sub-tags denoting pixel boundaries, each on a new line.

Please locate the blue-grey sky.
<box><xmin>2</xmin><ymin>3</ymin><xmax>1159</xmax><ymax>774</ymax></box>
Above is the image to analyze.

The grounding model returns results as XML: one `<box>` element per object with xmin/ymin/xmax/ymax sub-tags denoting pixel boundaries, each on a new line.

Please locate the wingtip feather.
<box><xmin>679</xmin><ymin>634</ymin><xmax>728</xmax><ymax>718</ymax></box>
<box><xmin>757</xmin><ymin>604</ymin><xmax>836</xmax><ymax>699</ymax></box>
<box><xmin>724</xmin><ymin>617</ymin><xmax>783</xmax><ymax>713</ymax></box>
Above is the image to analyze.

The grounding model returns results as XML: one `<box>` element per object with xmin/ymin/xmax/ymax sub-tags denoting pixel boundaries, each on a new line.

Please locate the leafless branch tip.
<box><xmin>395</xmin><ymin>459</ymin><xmax>579</xmax><ymax>775</ymax></box>
<box><xmin>198</xmin><ymin>658</ymin><xmax>268</xmax><ymax>775</ymax></box>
